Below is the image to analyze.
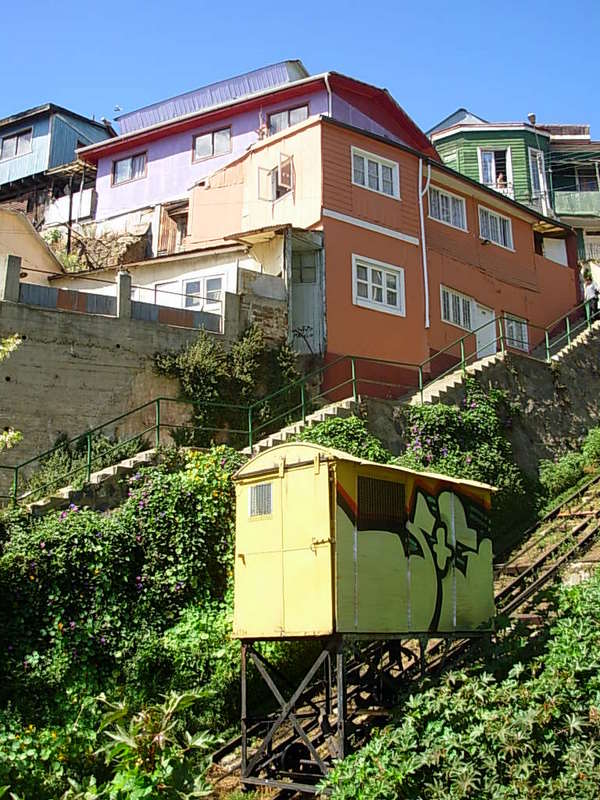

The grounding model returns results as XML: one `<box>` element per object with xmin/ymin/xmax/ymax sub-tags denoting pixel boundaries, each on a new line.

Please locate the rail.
<box><xmin>0</xmin><ymin>299</ymin><xmax>596</xmax><ymax>505</ymax></box>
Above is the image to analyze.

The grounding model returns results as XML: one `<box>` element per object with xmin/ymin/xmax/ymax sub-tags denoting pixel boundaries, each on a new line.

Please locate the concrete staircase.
<box><xmin>548</xmin><ymin>318</ymin><xmax>600</xmax><ymax>360</ymax></box>
<box><xmin>408</xmin><ymin>353</ymin><xmax>505</xmax><ymax>407</ymax></box>
<box><xmin>26</xmin><ymin>448</ymin><xmax>157</xmax><ymax>517</ymax></box>
<box><xmin>242</xmin><ymin>397</ymin><xmax>359</xmax><ymax>455</ymax></box>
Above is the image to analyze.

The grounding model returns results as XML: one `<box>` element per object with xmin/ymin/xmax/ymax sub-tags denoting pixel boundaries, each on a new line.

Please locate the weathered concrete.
<box><xmin>364</xmin><ymin>326</ymin><xmax>600</xmax><ymax>477</ymax></box>
<box><xmin>0</xmin><ymin>300</ymin><xmax>204</xmax><ymax>485</ymax></box>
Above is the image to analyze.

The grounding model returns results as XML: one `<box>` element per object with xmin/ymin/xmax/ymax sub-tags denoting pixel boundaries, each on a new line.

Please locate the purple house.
<box><xmin>78</xmin><ymin>60</ymin><xmax>437</xmax><ymax>257</ymax></box>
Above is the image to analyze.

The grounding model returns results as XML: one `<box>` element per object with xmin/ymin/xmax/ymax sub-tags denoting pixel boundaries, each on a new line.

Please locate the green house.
<box><xmin>429</xmin><ymin>109</ymin><xmax>600</xmax><ymax>270</ymax></box>
<box><xmin>428</xmin><ymin>109</ymin><xmax>552</xmax><ymax>216</ymax></box>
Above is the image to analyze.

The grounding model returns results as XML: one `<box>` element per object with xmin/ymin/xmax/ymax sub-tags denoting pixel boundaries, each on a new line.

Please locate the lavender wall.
<box><xmin>331</xmin><ymin>95</ymin><xmax>407</xmax><ymax>146</ymax></box>
<box><xmin>94</xmin><ymin>89</ymin><xmax>329</xmax><ymax>220</ymax></box>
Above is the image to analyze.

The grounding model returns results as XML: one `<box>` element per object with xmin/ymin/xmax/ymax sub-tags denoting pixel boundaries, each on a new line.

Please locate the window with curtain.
<box><xmin>441</xmin><ymin>286</ymin><xmax>472</xmax><ymax>330</ymax></box>
<box><xmin>479</xmin><ymin>207</ymin><xmax>514</xmax><ymax>249</ymax></box>
<box><xmin>428</xmin><ymin>187</ymin><xmax>467</xmax><ymax>230</ymax></box>
<box><xmin>112</xmin><ymin>153</ymin><xmax>147</xmax><ymax>185</ymax></box>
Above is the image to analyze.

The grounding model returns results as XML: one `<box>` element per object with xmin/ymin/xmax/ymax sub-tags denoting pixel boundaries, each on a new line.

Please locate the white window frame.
<box><xmin>428</xmin><ymin>185</ymin><xmax>468</xmax><ymax>232</ymax></box>
<box><xmin>528</xmin><ymin>147</ymin><xmax>549</xmax><ymax>214</ymax></box>
<box><xmin>477</xmin><ymin>146</ymin><xmax>513</xmax><ymax>196</ymax></box>
<box><xmin>351</xmin><ymin>254</ymin><xmax>405</xmax><ymax>317</ymax></box>
<box><xmin>440</xmin><ymin>285</ymin><xmax>473</xmax><ymax>332</ymax></box>
<box><xmin>504</xmin><ymin>314</ymin><xmax>529</xmax><ymax>352</ymax></box>
<box><xmin>478</xmin><ymin>205</ymin><xmax>514</xmax><ymax>251</ymax></box>
<box><xmin>184</xmin><ymin>274</ymin><xmax>224</xmax><ymax>311</ymax></box>
<box><xmin>258</xmin><ymin>153</ymin><xmax>294</xmax><ymax>202</ymax></box>
<box><xmin>248</xmin><ymin>482</ymin><xmax>273</xmax><ymax>517</ymax></box>
<box><xmin>351</xmin><ymin>146</ymin><xmax>400</xmax><ymax>200</ymax></box>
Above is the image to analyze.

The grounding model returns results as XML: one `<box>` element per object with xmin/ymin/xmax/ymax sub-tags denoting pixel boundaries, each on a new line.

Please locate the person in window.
<box><xmin>496</xmin><ymin>172</ymin><xmax>507</xmax><ymax>191</ymax></box>
<box><xmin>583</xmin><ymin>273</ymin><xmax>599</xmax><ymax>319</ymax></box>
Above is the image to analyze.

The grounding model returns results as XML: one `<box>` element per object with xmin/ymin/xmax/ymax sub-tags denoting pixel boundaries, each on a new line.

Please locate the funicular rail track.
<box><xmin>212</xmin><ymin>474</ymin><xmax>600</xmax><ymax>796</ymax></box>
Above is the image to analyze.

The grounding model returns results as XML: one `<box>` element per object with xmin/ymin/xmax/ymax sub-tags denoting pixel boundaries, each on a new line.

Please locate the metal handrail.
<box><xmin>1</xmin><ymin>298</ymin><xmax>595</xmax><ymax>506</ymax></box>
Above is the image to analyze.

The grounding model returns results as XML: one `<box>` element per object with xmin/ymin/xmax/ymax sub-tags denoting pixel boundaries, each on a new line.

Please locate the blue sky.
<box><xmin>3</xmin><ymin>0</ymin><xmax>598</xmax><ymax>136</ymax></box>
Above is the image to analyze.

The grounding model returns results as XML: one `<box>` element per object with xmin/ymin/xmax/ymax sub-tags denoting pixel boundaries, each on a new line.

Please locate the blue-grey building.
<box><xmin>0</xmin><ymin>104</ymin><xmax>114</xmax><ymax>224</ymax></box>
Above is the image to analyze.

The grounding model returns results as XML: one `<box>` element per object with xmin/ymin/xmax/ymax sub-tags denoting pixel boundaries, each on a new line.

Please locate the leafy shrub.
<box><xmin>539</xmin><ymin>452</ymin><xmax>584</xmax><ymax>499</ymax></box>
<box><xmin>0</xmin><ymin>446</ymin><xmax>242</xmax><ymax>722</ymax></box>
<box><xmin>324</xmin><ymin>569</ymin><xmax>600</xmax><ymax>799</ymax></box>
<box><xmin>394</xmin><ymin>379</ymin><xmax>529</xmax><ymax>539</ymax></box>
<box><xmin>582</xmin><ymin>426</ymin><xmax>600</xmax><ymax>469</ymax></box>
<box><xmin>154</xmin><ymin>326</ymin><xmax>299</xmax><ymax>448</ymax></box>
<box><xmin>297</xmin><ymin>416</ymin><xmax>392</xmax><ymax>463</ymax></box>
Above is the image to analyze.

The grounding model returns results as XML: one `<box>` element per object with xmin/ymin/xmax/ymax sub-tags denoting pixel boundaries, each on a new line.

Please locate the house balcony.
<box><xmin>554</xmin><ymin>191</ymin><xmax>600</xmax><ymax>217</ymax></box>
<box><xmin>578</xmin><ymin>242</ymin><xmax>600</xmax><ymax>262</ymax></box>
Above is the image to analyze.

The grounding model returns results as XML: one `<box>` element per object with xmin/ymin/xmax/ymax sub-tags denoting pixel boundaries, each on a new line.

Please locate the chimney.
<box><xmin>527</xmin><ymin>112</ymin><xmax>536</xmax><ymax>126</ymax></box>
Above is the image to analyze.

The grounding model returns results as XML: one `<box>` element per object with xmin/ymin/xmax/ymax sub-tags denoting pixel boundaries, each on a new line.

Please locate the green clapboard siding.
<box><xmin>434</xmin><ymin>130</ymin><xmax>550</xmax><ymax>209</ymax></box>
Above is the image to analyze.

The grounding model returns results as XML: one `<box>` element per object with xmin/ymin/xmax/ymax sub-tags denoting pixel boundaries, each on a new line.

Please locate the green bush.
<box><xmin>394</xmin><ymin>379</ymin><xmax>529</xmax><ymax>539</ymax></box>
<box><xmin>154</xmin><ymin>326</ymin><xmax>299</xmax><ymax>448</ymax></box>
<box><xmin>582</xmin><ymin>426</ymin><xmax>600</xmax><ymax>469</ymax></box>
<box><xmin>297</xmin><ymin>415</ymin><xmax>392</xmax><ymax>463</ymax></box>
<box><xmin>324</xmin><ymin>569</ymin><xmax>600</xmax><ymax>799</ymax></box>
<box><xmin>539</xmin><ymin>452</ymin><xmax>584</xmax><ymax>499</ymax></box>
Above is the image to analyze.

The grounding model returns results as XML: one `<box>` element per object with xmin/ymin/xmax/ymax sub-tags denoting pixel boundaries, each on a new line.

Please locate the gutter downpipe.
<box><xmin>418</xmin><ymin>158</ymin><xmax>431</xmax><ymax>328</ymax></box>
<box><xmin>323</xmin><ymin>74</ymin><xmax>333</xmax><ymax>117</ymax></box>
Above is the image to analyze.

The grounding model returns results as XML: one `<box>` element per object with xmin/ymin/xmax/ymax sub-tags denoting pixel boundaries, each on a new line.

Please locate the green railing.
<box><xmin>0</xmin><ymin>300</ymin><xmax>595</xmax><ymax>506</ymax></box>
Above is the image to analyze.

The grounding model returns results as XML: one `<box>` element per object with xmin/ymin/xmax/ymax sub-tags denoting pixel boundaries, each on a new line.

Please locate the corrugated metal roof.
<box><xmin>117</xmin><ymin>60</ymin><xmax>309</xmax><ymax>134</ymax></box>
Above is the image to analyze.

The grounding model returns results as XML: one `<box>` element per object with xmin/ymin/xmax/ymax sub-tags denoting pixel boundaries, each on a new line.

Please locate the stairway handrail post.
<box><xmin>460</xmin><ymin>339</ymin><xmax>466</xmax><ymax>376</ymax></box>
<box><xmin>248</xmin><ymin>406</ymin><xmax>253</xmax><ymax>450</ymax></box>
<box><xmin>566</xmin><ymin>315</ymin><xmax>571</xmax><ymax>346</ymax></box>
<box><xmin>301</xmin><ymin>384</ymin><xmax>306</xmax><ymax>422</ymax></box>
<box><xmin>351</xmin><ymin>357</ymin><xmax>358</xmax><ymax>403</ymax></box>
<box><xmin>545</xmin><ymin>330</ymin><xmax>551</xmax><ymax>363</ymax></box>
<box><xmin>12</xmin><ymin>466</ymin><xmax>18</xmax><ymax>506</ymax></box>
<box><xmin>155</xmin><ymin>398</ymin><xmax>161</xmax><ymax>450</ymax></box>
<box><xmin>499</xmin><ymin>316</ymin><xmax>505</xmax><ymax>355</ymax></box>
<box><xmin>418</xmin><ymin>366</ymin><xmax>424</xmax><ymax>404</ymax></box>
<box><xmin>586</xmin><ymin>299</ymin><xmax>591</xmax><ymax>330</ymax></box>
<box><xmin>86</xmin><ymin>431</ymin><xmax>92</xmax><ymax>483</ymax></box>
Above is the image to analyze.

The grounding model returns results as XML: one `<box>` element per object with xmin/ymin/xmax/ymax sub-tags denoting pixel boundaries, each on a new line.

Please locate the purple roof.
<box><xmin>117</xmin><ymin>60</ymin><xmax>309</xmax><ymax>134</ymax></box>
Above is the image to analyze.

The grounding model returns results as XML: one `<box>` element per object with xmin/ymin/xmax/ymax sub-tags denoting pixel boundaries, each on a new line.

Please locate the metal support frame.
<box><xmin>238</xmin><ymin>635</ymin><xmax>434</xmax><ymax>794</ymax></box>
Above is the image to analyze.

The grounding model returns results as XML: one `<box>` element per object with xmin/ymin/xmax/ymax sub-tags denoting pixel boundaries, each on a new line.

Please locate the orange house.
<box><xmin>186</xmin><ymin>115</ymin><xmax>578</xmax><ymax>394</ymax></box>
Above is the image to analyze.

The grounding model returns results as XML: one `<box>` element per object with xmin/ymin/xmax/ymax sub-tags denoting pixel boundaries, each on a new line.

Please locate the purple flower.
<box><xmin>69</xmin><ymin>503</ymin><xmax>78</xmax><ymax>511</ymax></box>
<box><xmin>40</xmin><ymin>541</ymin><xmax>46</xmax><ymax>550</ymax></box>
<box><xmin>466</xmin><ymin>455</ymin><xmax>473</xmax><ymax>464</ymax></box>
<box><xmin>100</xmin><ymin>636</ymin><xmax>106</xmax><ymax>645</ymax></box>
<box><xmin>69</xmin><ymin>621</ymin><xmax>76</xmax><ymax>629</ymax></box>
<box><xmin>470</xmin><ymin>401</ymin><xmax>477</xmax><ymax>409</ymax></box>
<box><xmin>441</xmin><ymin>447</ymin><xmax>448</xmax><ymax>457</ymax></box>
<box><xmin>7</xmin><ymin>644</ymin><xmax>13</xmax><ymax>651</ymax></box>
<box><xmin>60</xmin><ymin>511</ymin><xmax>68</xmax><ymax>520</ymax></box>
<box><xmin>136</xmin><ymin>534</ymin><xmax>142</xmax><ymax>543</ymax></box>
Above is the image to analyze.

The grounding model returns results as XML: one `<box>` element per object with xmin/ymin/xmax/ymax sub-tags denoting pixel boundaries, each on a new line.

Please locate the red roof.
<box><xmin>78</xmin><ymin>72</ymin><xmax>439</xmax><ymax>164</ymax></box>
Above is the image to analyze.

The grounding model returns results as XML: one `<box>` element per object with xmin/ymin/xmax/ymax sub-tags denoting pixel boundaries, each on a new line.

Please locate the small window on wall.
<box><xmin>193</xmin><ymin>127</ymin><xmax>231</xmax><ymax>161</ymax></box>
<box><xmin>479</xmin><ymin>206</ymin><xmax>514</xmax><ymax>250</ymax></box>
<box><xmin>428</xmin><ymin>186</ymin><xmax>467</xmax><ymax>231</ymax></box>
<box><xmin>249</xmin><ymin>483</ymin><xmax>272</xmax><ymax>517</ymax></box>
<box><xmin>352</xmin><ymin>255</ymin><xmax>405</xmax><ymax>316</ymax></box>
<box><xmin>0</xmin><ymin>128</ymin><xmax>32</xmax><ymax>160</ymax></box>
<box><xmin>504</xmin><ymin>315</ymin><xmax>529</xmax><ymax>352</ymax></box>
<box><xmin>184</xmin><ymin>276</ymin><xmax>223</xmax><ymax>309</ymax></box>
<box><xmin>441</xmin><ymin>285</ymin><xmax>472</xmax><ymax>331</ymax></box>
<box><xmin>357</xmin><ymin>477</ymin><xmax>406</xmax><ymax>534</ymax></box>
<box><xmin>292</xmin><ymin>251</ymin><xmax>318</xmax><ymax>284</ymax></box>
<box><xmin>112</xmin><ymin>152</ymin><xmax>147</xmax><ymax>185</ymax></box>
<box><xmin>351</xmin><ymin>147</ymin><xmax>399</xmax><ymax>198</ymax></box>
<box><xmin>258</xmin><ymin>154</ymin><xmax>293</xmax><ymax>201</ymax></box>
<box><xmin>267</xmin><ymin>105</ymin><xmax>308</xmax><ymax>135</ymax></box>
